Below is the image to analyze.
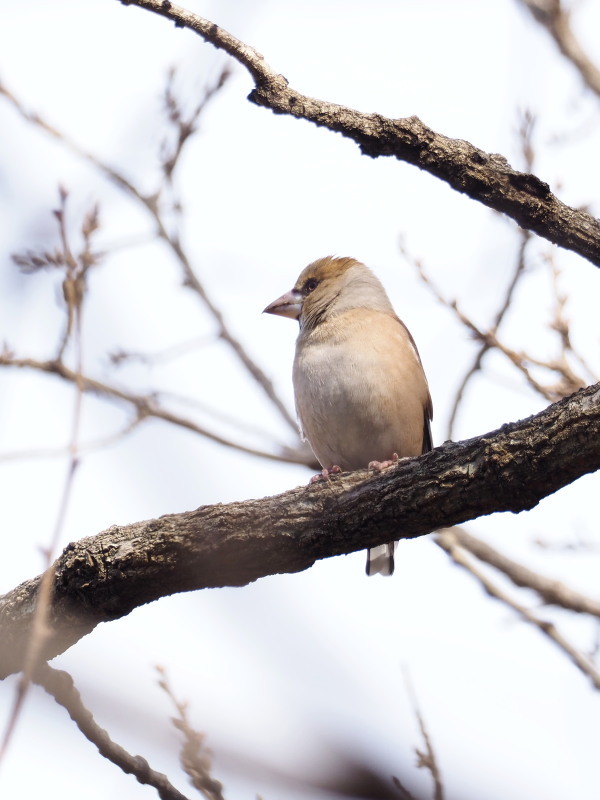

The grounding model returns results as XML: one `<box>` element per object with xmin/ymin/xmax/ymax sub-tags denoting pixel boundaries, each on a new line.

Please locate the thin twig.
<box><xmin>415</xmin><ymin>259</ymin><xmax>557</xmax><ymax>400</ymax></box>
<box><xmin>436</xmin><ymin>529</ymin><xmax>600</xmax><ymax>690</ymax></box>
<box><xmin>400</xmin><ymin>229</ymin><xmax>532</xmax><ymax>438</ymax></box>
<box><xmin>0</xmin><ymin>191</ymin><xmax>88</xmax><ymax>764</ymax></box>
<box><xmin>401</xmin><ymin>668</ymin><xmax>444</xmax><ymax>800</ymax></box>
<box><xmin>413</xmin><ymin>236</ymin><xmax>593</xmax><ymax>405</ymax></box>
<box><xmin>0</xmin><ymin>416</ymin><xmax>144</xmax><ymax>463</ymax></box>
<box><xmin>0</xmin><ymin>76</ymin><xmax>298</xmax><ymax>434</ymax></box>
<box><xmin>445</xmin><ymin>229</ymin><xmax>531</xmax><ymax>437</ymax></box>
<box><xmin>110</xmin><ymin>335</ymin><xmax>217</xmax><ymax>366</ymax></box>
<box><xmin>410</xmin><ymin>111</ymin><xmax>544</xmax><ymax>436</ymax></box>
<box><xmin>157</xmin><ymin>667</ymin><xmax>226</xmax><ymax>800</ymax></box>
<box><xmin>160</xmin><ymin>64</ymin><xmax>231</xmax><ymax>183</ymax></box>
<box><xmin>447</xmin><ymin>527</ymin><xmax>600</xmax><ymax>618</ymax></box>
<box><xmin>34</xmin><ymin>664</ymin><xmax>191</xmax><ymax>800</ymax></box>
<box><xmin>0</xmin><ymin>354</ymin><xmax>311</xmax><ymax>465</ymax></box>
<box><xmin>391</xmin><ymin>776</ymin><xmax>419</xmax><ymax>800</ymax></box>
<box><xmin>519</xmin><ymin>0</ymin><xmax>600</xmax><ymax>98</ymax></box>
<box><xmin>545</xmin><ymin>253</ymin><xmax>598</xmax><ymax>385</ymax></box>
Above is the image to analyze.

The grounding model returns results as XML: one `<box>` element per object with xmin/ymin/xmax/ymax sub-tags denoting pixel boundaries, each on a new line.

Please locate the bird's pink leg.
<box><xmin>368</xmin><ymin>452</ymin><xmax>400</xmax><ymax>472</ymax></box>
<box><xmin>309</xmin><ymin>465</ymin><xmax>342</xmax><ymax>483</ymax></box>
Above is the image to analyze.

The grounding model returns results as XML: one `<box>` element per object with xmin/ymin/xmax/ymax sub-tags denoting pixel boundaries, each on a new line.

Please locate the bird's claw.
<box><xmin>368</xmin><ymin>453</ymin><xmax>400</xmax><ymax>472</ymax></box>
<box><xmin>309</xmin><ymin>465</ymin><xmax>342</xmax><ymax>483</ymax></box>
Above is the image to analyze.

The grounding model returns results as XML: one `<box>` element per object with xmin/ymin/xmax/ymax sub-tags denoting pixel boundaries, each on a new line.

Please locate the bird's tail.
<box><xmin>366</xmin><ymin>542</ymin><xmax>396</xmax><ymax>576</ymax></box>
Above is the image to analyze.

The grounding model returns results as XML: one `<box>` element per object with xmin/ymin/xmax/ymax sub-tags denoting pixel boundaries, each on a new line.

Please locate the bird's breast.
<box><xmin>292</xmin><ymin>312</ymin><xmax>428</xmax><ymax>470</ymax></box>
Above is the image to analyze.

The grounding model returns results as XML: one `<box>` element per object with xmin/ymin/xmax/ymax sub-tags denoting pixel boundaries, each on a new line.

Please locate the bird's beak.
<box><xmin>263</xmin><ymin>289</ymin><xmax>303</xmax><ymax>320</ymax></box>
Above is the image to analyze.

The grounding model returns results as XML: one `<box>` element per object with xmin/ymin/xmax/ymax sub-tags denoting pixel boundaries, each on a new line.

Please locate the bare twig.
<box><xmin>415</xmin><ymin>257</ymin><xmax>589</xmax><ymax>404</ymax></box>
<box><xmin>157</xmin><ymin>667</ymin><xmax>226</xmax><ymax>800</ymax></box>
<box><xmin>519</xmin><ymin>0</ymin><xmax>600</xmax><ymax>98</ymax></box>
<box><xmin>446</xmin><ymin>230</ymin><xmax>530</xmax><ymax>438</ymax></box>
<box><xmin>414</xmin><ymin>260</ymin><xmax>554</xmax><ymax>400</ymax></box>
<box><xmin>400</xmin><ymin>231</ymin><xmax>532</xmax><ymax>438</ymax></box>
<box><xmin>446</xmin><ymin>527</ymin><xmax>600</xmax><ymax>618</ymax></box>
<box><xmin>0</xmin><ymin>191</ymin><xmax>88</xmax><ymax>763</ymax></box>
<box><xmin>402</xmin><ymin>668</ymin><xmax>444</xmax><ymax>800</ymax></box>
<box><xmin>436</xmin><ymin>529</ymin><xmax>600</xmax><ymax>690</ymax></box>
<box><xmin>406</xmin><ymin>111</ymin><xmax>558</xmax><ymax>437</ymax></box>
<box><xmin>160</xmin><ymin>65</ymin><xmax>231</xmax><ymax>183</ymax></box>
<box><xmin>0</xmin><ymin>416</ymin><xmax>144</xmax><ymax>463</ymax></box>
<box><xmin>0</xmin><ymin>354</ymin><xmax>312</xmax><ymax>466</ymax></box>
<box><xmin>545</xmin><ymin>253</ymin><xmax>598</xmax><ymax>386</ymax></box>
<box><xmin>157</xmin><ymin>233</ymin><xmax>298</xmax><ymax>432</ymax></box>
<box><xmin>109</xmin><ymin>335</ymin><xmax>217</xmax><ymax>367</ymax></box>
<box><xmin>0</xmin><ymin>75</ymin><xmax>298</xmax><ymax>434</ymax></box>
<box><xmin>391</xmin><ymin>776</ymin><xmax>419</xmax><ymax>800</ymax></box>
<box><xmin>3</xmin><ymin>178</ymin><xmax>306</xmax><ymax>464</ymax></box>
<box><xmin>34</xmin><ymin>664</ymin><xmax>191</xmax><ymax>800</ymax></box>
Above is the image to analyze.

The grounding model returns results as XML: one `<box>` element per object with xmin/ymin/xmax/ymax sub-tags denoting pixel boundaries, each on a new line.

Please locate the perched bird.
<box><xmin>264</xmin><ymin>256</ymin><xmax>433</xmax><ymax>577</ymax></box>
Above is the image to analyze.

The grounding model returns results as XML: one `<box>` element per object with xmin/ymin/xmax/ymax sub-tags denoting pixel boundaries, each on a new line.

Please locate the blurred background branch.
<box><xmin>519</xmin><ymin>0</ymin><xmax>600</xmax><ymax>97</ymax></box>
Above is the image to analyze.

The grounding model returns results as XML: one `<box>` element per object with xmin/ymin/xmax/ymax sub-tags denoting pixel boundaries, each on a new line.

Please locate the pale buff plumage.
<box><xmin>264</xmin><ymin>256</ymin><xmax>433</xmax><ymax>576</ymax></box>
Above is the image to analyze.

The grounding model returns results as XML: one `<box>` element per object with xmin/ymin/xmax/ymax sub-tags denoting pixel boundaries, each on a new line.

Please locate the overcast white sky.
<box><xmin>1</xmin><ymin>1</ymin><xmax>600</xmax><ymax>799</ymax></box>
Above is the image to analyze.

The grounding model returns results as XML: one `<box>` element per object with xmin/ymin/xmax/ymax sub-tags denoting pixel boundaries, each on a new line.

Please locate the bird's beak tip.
<box><xmin>263</xmin><ymin>290</ymin><xmax>302</xmax><ymax>320</ymax></box>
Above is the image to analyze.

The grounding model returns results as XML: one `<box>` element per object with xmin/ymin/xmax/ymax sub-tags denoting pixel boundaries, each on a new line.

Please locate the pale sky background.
<box><xmin>0</xmin><ymin>1</ymin><xmax>600</xmax><ymax>799</ymax></box>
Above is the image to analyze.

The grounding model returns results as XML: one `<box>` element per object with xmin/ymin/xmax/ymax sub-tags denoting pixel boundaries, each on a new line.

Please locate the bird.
<box><xmin>264</xmin><ymin>256</ymin><xmax>433</xmax><ymax>577</ymax></box>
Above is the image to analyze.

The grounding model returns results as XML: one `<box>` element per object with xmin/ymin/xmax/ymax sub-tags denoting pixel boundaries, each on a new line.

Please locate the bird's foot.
<box><xmin>368</xmin><ymin>453</ymin><xmax>400</xmax><ymax>472</ymax></box>
<box><xmin>309</xmin><ymin>465</ymin><xmax>342</xmax><ymax>483</ymax></box>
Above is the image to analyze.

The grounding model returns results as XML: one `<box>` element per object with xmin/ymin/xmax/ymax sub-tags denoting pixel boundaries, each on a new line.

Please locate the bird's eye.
<box><xmin>304</xmin><ymin>278</ymin><xmax>318</xmax><ymax>293</ymax></box>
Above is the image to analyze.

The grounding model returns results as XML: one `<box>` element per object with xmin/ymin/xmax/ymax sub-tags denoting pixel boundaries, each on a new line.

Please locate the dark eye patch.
<box><xmin>304</xmin><ymin>278</ymin><xmax>318</xmax><ymax>293</ymax></box>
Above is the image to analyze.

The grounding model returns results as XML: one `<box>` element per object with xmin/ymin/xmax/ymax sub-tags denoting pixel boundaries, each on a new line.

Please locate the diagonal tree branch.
<box><xmin>444</xmin><ymin>526</ymin><xmax>600</xmax><ymax>618</ymax></box>
<box><xmin>0</xmin><ymin>354</ymin><xmax>311</xmax><ymax>466</ymax></box>
<box><xmin>436</xmin><ymin>528</ymin><xmax>600</xmax><ymax>689</ymax></box>
<box><xmin>518</xmin><ymin>0</ymin><xmax>600</xmax><ymax>99</ymax></box>
<box><xmin>118</xmin><ymin>0</ymin><xmax>600</xmax><ymax>267</ymax></box>
<box><xmin>0</xmin><ymin>75</ymin><xmax>298</xmax><ymax>435</ymax></box>
<box><xmin>34</xmin><ymin>664</ymin><xmax>192</xmax><ymax>800</ymax></box>
<box><xmin>1</xmin><ymin>382</ymin><xmax>598</xmax><ymax>679</ymax></box>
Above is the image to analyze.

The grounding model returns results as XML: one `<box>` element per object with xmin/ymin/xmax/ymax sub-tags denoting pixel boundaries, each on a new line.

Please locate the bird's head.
<box><xmin>264</xmin><ymin>256</ymin><xmax>392</xmax><ymax>330</ymax></box>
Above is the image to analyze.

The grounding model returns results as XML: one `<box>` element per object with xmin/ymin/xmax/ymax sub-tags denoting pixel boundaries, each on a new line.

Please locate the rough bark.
<box><xmin>1</xmin><ymin>382</ymin><xmax>599</xmax><ymax>679</ymax></box>
<box><xmin>119</xmin><ymin>0</ymin><xmax>600</xmax><ymax>267</ymax></box>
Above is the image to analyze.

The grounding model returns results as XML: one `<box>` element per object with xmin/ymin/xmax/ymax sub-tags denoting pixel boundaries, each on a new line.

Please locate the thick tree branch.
<box><xmin>118</xmin><ymin>0</ymin><xmax>600</xmax><ymax>266</ymax></box>
<box><xmin>1</xmin><ymin>382</ymin><xmax>598</xmax><ymax>679</ymax></box>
